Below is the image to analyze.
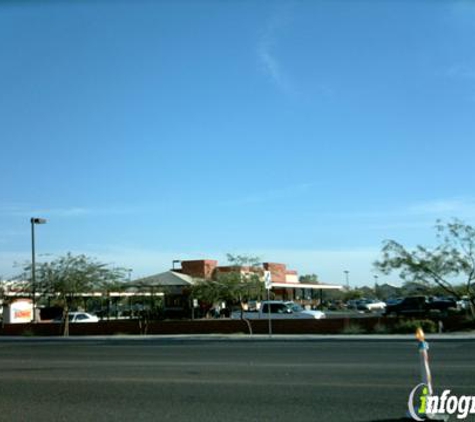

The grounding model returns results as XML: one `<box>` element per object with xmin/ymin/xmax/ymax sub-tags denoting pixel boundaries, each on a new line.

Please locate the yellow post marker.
<box><xmin>408</xmin><ymin>328</ymin><xmax>449</xmax><ymax>421</ymax></box>
<box><xmin>416</xmin><ymin>327</ymin><xmax>425</xmax><ymax>342</ymax></box>
<box><xmin>416</xmin><ymin>327</ymin><xmax>433</xmax><ymax>395</ymax></box>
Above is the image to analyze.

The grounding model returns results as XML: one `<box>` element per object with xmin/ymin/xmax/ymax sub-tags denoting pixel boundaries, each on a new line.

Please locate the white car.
<box><xmin>232</xmin><ymin>301</ymin><xmax>326</xmax><ymax>320</ymax></box>
<box><xmin>357</xmin><ymin>299</ymin><xmax>386</xmax><ymax>312</ymax></box>
<box><xmin>284</xmin><ymin>302</ymin><xmax>326</xmax><ymax>319</ymax></box>
<box><xmin>54</xmin><ymin>312</ymin><xmax>99</xmax><ymax>323</ymax></box>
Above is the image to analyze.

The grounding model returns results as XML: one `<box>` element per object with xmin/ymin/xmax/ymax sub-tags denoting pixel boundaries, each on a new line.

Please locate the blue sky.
<box><xmin>1</xmin><ymin>0</ymin><xmax>475</xmax><ymax>286</ymax></box>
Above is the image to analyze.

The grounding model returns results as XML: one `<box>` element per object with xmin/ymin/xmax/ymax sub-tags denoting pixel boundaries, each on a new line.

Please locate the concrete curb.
<box><xmin>1</xmin><ymin>332</ymin><xmax>475</xmax><ymax>342</ymax></box>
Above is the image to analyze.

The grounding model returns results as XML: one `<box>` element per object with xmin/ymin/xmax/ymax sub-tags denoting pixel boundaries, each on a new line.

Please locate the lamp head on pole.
<box><xmin>31</xmin><ymin>218</ymin><xmax>47</xmax><ymax>225</ymax></box>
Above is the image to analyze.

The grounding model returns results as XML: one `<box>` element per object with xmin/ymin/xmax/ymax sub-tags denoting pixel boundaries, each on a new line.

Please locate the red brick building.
<box><xmin>134</xmin><ymin>258</ymin><xmax>342</xmax><ymax>317</ymax></box>
<box><xmin>174</xmin><ymin>259</ymin><xmax>341</xmax><ymax>304</ymax></box>
<box><xmin>175</xmin><ymin>259</ymin><xmax>299</xmax><ymax>285</ymax></box>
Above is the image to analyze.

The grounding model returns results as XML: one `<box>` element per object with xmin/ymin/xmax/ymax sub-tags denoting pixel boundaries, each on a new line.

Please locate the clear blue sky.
<box><xmin>1</xmin><ymin>0</ymin><xmax>475</xmax><ymax>286</ymax></box>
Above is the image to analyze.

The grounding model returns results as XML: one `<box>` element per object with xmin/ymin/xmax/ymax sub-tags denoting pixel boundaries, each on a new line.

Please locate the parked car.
<box><xmin>327</xmin><ymin>300</ymin><xmax>346</xmax><ymax>311</ymax></box>
<box><xmin>356</xmin><ymin>299</ymin><xmax>386</xmax><ymax>312</ymax></box>
<box><xmin>346</xmin><ymin>299</ymin><xmax>361</xmax><ymax>310</ymax></box>
<box><xmin>385</xmin><ymin>298</ymin><xmax>403</xmax><ymax>306</ymax></box>
<box><xmin>428</xmin><ymin>296</ymin><xmax>457</xmax><ymax>312</ymax></box>
<box><xmin>231</xmin><ymin>301</ymin><xmax>325</xmax><ymax>320</ymax></box>
<box><xmin>346</xmin><ymin>299</ymin><xmax>385</xmax><ymax>312</ymax></box>
<box><xmin>53</xmin><ymin>312</ymin><xmax>99</xmax><ymax>323</ymax></box>
<box><xmin>457</xmin><ymin>296</ymin><xmax>472</xmax><ymax>311</ymax></box>
<box><xmin>284</xmin><ymin>301</ymin><xmax>326</xmax><ymax>319</ymax></box>
<box><xmin>384</xmin><ymin>296</ymin><xmax>456</xmax><ymax>317</ymax></box>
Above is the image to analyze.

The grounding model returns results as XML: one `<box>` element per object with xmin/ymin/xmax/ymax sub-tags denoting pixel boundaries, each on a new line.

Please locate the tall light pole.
<box><xmin>31</xmin><ymin>217</ymin><xmax>47</xmax><ymax>323</ymax></box>
<box><xmin>264</xmin><ymin>270</ymin><xmax>272</xmax><ymax>338</ymax></box>
<box><xmin>344</xmin><ymin>270</ymin><xmax>350</xmax><ymax>290</ymax></box>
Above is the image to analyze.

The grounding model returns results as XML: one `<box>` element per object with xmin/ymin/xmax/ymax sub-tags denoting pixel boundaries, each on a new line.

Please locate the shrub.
<box><xmin>372</xmin><ymin>323</ymin><xmax>390</xmax><ymax>334</ymax></box>
<box><xmin>21</xmin><ymin>328</ymin><xmax>35</xmax><ymax>337</ymax></box>
<box><xmin>341</xmin><ymin>323</ymin><xmax>365</xmax><ymax>334</ymax></box>
<box><xmin>393</xmin><ymin>319</ymin><xmax>437</xmax><ymax>334</ymax></box>
<box><xmin>452</xmin><ymin>316</ymin><xmax>475</xmax><ymax>332</ymax></box>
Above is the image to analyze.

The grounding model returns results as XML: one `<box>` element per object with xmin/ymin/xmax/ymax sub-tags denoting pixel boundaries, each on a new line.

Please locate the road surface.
<box><xmin>0</xmin><ymin>337</ymin><xmax>473</xmax><ymax>421</ymax></box>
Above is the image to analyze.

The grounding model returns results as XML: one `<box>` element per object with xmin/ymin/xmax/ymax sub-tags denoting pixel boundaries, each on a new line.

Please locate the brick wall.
<box><xmin>263</xmin><ymin>263</ymin><xmax>287</xmax><ymax>283</ymax></box>
<box><xmin>0</xmin><ymin>315</ymin><xmax>469</xmax><ymax>336</ymax></box>
<box><xmin>180</xmin><ymin>260</ymin><xmax>218</xmax><ymax>279</ymax></box>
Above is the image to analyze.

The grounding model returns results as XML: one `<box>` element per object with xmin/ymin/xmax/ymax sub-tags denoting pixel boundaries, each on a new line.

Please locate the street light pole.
<box><xmin>30</xmin><ymin>217</ymin><xmax>47</xmax><ymax>323</ymax></box>
<box><xmin>264</xmin><ymin>270</ymin><xmax>272</xmax><ymax>338</ymax></box>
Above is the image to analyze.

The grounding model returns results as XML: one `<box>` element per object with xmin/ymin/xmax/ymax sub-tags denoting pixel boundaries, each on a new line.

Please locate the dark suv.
<box><xmin>384</xmin><ymin>296</ymin><xmax>456</xmax><ymax>317</ymax></box>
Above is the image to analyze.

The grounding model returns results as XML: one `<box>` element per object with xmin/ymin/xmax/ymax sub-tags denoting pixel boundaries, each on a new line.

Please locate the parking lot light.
<box><xmin>31</xmin><ymin>217</ymin><xmax>47</xmax><ymax>323</ymax></box>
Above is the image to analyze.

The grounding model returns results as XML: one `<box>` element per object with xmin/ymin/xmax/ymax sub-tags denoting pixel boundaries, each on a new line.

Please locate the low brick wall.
<box><xmin>0</xmin><ymin>315</ymin><xmax>470</xmax><ymax>337</ymax></box>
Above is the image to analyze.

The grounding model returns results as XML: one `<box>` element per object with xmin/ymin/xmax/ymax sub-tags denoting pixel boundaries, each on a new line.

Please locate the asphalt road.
<box><xmin>0</xmin><ymin>338</ymin><xmax>473</xmax><ymax>422</ymax></box>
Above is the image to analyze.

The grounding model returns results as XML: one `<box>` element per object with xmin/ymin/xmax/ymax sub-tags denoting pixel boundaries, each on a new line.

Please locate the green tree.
<box><xmin>20</xmin><ymin>253</ymin><xmax>127</xmax><ymax>334</ymax></box>
<box><xmin>299</xmin><ymin>274</ymin><xmax>319</xmax><ymax>283</ymax></box>
<box><xmin>225</xmin><ymin>253</ymin><xmax>261</xmax><ymax>267</ymax></box>
<box><xmin>191</xmin><ymin>254</ymin><xmax>264</xmax><ymax>315</ymax></box>
<box><xmin>343</xmin><ymin>289</ymin><xmax>364</xmax><ymax>301</ymax></box>
<box><xmin>374</xmin><ymin>219</ymin><xmax>475</xmax><ymax>318</ymax></box>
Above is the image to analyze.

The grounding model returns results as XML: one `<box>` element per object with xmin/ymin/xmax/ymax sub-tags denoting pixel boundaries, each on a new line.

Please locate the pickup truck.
<box><xmin>383</xmin><ymin>296</ymin><xmax>456</xmax><ymax>317</ymax></box>
<box><xmin>231</xmin><ymin>301</ymin><xmax>325</xmax><ymax>320</ymax></box>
